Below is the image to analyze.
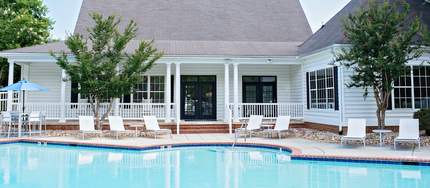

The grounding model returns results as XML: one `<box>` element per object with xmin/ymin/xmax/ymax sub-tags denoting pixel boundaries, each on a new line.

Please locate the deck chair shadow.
<box><xmin>141</xmin><ymin>116</ymin><xmax>172</xmax><ymax>139</ymax></box>
<box><xmin>235</xmin><ymin>115</ymin><xmax>263</xmax><ymax>139</ymax></box>
<box><xmin>106</xmin><ymin>116</ymin><xmax>136</xmax><ymax>140</ymax></box>
<box><xmin>75</xmin><ymin>116</ymin><xmax>102</xmax><ymax>140</ymax></box>
<box><xmin>341</xmin><ymin>119</ymin><xmax>370</xmax><ymax>149</ymax></box>
<box><xmin>263</xmin><ymin>116</ymin><xmax>295</xmax><ymax>139</ymax></box>
<box><xmin>394</xmin><ymin>119</ymin><xmax>423</xmax><ymax>151</ymax></box>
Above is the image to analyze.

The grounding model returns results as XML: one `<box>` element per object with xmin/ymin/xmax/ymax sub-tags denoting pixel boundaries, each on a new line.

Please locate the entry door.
<box><xmin>181</xmin><ymin>76</ymin><xmax>216</xmax><ymax>120</ymax></box>
<box><xmin>243</xmin><ymin>76</ymin><xmax>277</xmax><ymax>117</ymax></box>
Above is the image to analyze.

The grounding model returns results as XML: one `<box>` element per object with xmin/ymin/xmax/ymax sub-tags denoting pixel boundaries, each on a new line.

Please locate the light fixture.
<box><xmin>267</xmin><ymin>59</ymin><xmax>272</xmax><ymax>64</ymax></box>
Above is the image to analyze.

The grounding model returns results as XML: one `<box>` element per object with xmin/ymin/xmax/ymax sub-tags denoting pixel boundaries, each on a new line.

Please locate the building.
<box><xmin>0</xmin><ymin>0</ymin><xmax>429</xmax><ymax>132</ymax></box>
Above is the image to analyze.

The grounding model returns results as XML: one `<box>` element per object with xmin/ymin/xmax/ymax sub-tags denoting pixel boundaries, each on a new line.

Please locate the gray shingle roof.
<box><xmin>1</xmin><ymin>0</ymin><xmax>312</xmax><ymax>57</ymax></box>
<box><xmin>75</xmin><ymin>0</ymin><xmax>312</xmax><ymax>43</ymax></box>
<box><xmin>1</xmin><ymin>40</ymin><xmax>302</xmax><ymax>56</ymax></box>
<box><xmin>300</xmin><ymin>0</ymin><xmax>430</xmax><ymax>55</ymax></box>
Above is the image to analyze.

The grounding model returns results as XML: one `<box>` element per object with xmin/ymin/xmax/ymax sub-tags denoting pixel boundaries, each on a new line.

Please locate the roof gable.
<box><xmin>300</xmin><ymin>0</ymin><xmax>430</xmax><ymax>55</ymax></box>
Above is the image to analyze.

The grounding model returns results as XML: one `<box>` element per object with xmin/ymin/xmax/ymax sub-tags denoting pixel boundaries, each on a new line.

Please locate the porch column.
<box><xmin>7</xmin><ymin>60</ymin><xmax>14</xmax><ymax>111</ymax></box>
<box><xmin>224</xmin><ymin>60</ymin><xmax>230</xmax><ymax>122</ymax></box>
<box><xmin>175</xmin><ymin>63</ymin><xmax>181</xmax><ymax>134</ymax></box>
<box><xmin>59</xmin><ymin>69</ymin><xmax>67</xmax><ymax>123</ymax></box>
<box><xmin>165</xmin><ymin>63</ymin><xmax>172</xmax><ymax>123</ymax></box>
<box><xmin>113</xmin><ymin>65</ymin><xmax>120</xmax><ymax>116</ymax></box>
<box><xmin>233</xmin><ymin>63</ymin><xmax>239</xmax><ymax>122</ymax></box>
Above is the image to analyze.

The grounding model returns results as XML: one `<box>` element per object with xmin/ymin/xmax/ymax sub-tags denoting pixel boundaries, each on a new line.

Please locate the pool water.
<box><xmin>0</xmin><ymin>143</ymin><xmax>429</xmax><ymax>188</ymax></box>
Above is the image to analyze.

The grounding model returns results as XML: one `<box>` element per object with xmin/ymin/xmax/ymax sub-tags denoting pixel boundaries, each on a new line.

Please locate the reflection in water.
<box><xmin>0</xmin><ymin>144</ymin><xmax>429</xmax><ymax>187</ymax></box>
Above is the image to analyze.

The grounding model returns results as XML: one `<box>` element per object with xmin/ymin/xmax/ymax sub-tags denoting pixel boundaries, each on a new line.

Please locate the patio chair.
<box><xmin>394</xmin><ymin>119</ymin><xmax>423</xmax><ymax>151</ymax></box>
<box><xmin>1</xmin><ymin>111</ymin><xmax>15</xmax><ymax>137</ymax></box>
<box><xmin>141</xmin><ymin>116</ymin><xmax>172</xmax><ymax>139</ymax></box>
<box><xmin>27</xmin><ymin>111</ymin><xmax>42</xmax><ymax>137</ymax></box>
<box><xmin>263</xmin><ymin>116</ymin><xmax>295</xmax><ymax>139</ymax></box>
<box><xmin>341</xmin><ymin>119</ymin><xmax>370</xmax><ymax>149</ymax></box>
<box><xmin>105</xmin><ymin>116</ymin><xmax>135</xmax><ymax>140</ymax></box>
<box><xmin>40</xmin><ymin>111</ymin><xmax>47</xmax><ymax>134</ymax></box>
<box><xmin>75</xmin><ymin>116</ymin><xmax>102</xmax><ymax>140</ymax></box>
<box><xmin>235</xmin><ymin>115</ymin><xmax>263</xmax><ymax>139</ymax></box>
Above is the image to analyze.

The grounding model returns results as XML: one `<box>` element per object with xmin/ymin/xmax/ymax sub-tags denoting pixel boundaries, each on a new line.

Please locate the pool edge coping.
<box><xmin>1</xmin><ymin>138</ymin><xmax>429</xmax><ymax>166</ymax></box>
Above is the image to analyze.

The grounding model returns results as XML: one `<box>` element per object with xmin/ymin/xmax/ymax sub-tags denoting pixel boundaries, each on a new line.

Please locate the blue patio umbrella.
<box><xmin>0</xmin><ymin>79</ymin><xmax>50</xmax><ymax>113</ymax></box>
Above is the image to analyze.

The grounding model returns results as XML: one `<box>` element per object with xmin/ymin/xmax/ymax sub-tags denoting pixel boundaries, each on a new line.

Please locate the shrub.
<box><xmin>413</xmin><ymin>108</ymin><xmax>430</xmax><ymax>136</ymax></box>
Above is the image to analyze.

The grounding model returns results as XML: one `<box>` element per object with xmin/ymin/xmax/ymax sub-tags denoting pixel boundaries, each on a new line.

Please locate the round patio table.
<box><xmin>372</xmin><ymin>129</ymin><xmax>392</xmax><ymax>147</ymax></box>
<box><xmin>130</xmin><ymin>125</ymin><xmax>144</xmax><ymax>138</ymax></box>
<box><xmin>260</xmin><ymin>124</ymin><xmax>274</xmax><ymax>138</ymax></box>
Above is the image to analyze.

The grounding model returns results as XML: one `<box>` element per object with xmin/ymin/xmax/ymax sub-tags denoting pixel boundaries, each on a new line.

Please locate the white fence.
<box><xmin>229</xmin><ymin>103</ymin><xmax>304</xmax><ymax>120</ymax></box>
<box><xmin>11</xmin><ymin>102</ymin><xmax>176</xmax><ymax>120</ymax></box>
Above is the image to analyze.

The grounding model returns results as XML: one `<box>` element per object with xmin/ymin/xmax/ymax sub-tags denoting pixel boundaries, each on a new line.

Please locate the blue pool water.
<box><xmin>0</xmin><ymin>143</ymin><xmax>429</xmax><ymax>188</ymax></box>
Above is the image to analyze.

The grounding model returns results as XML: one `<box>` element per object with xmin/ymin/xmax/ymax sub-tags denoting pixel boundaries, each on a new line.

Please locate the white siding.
<box><xmin>302</xmin><ymin>53</ymin><xmax>340</xmax><ymax>126</ymax></box>
<box><xmin>27</xmin><ymin>62</ymin><xmax>68</xmax><ymax>103</ymax></box>
<box><xmin>290</xmin><ymin>65</ymin><xmax>303</xmax><ymax>103</ymax></box>
<box><xmin>304</xmin><ymin>50</ymin><xmax>430</xmax><ymax>127</ymax></box>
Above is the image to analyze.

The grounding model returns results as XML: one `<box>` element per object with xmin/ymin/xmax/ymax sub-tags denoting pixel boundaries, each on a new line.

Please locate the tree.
<box><xmin>51</xmin><ymin>12</ymin><xmax>163</xmax><ymax>130</ymax></box>
<box><xmin>0</xmin><ymin>0</ymin><xmax>54</xmax><ymax>87</ymax></box>
<box><xmin>332</xmin><ymin>0</ymin><xmax>426</xmax><ymax>129</ymax></box>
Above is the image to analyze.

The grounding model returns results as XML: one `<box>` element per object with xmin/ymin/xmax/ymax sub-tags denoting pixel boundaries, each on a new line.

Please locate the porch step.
<box><xmin>43</xmin><ymin>121</ymin><xmax>305</xmax><ymax>134</ymax></box>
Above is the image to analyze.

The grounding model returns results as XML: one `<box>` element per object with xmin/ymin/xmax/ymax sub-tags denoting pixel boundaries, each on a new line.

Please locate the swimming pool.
<box><xmin>0</xmin><ymin>143</ymin><xmax>429</xmax><ymax>187</ymax></box>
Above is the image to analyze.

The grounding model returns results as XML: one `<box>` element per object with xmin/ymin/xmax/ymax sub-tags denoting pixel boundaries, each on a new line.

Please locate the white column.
<box><xmin>175</xmin><ymin>63</ymin><xmax>181</xmax><ymax>134</ymax></box>
<box><xmin>224</xmin><ymin>60</ymin><xmax>230</xmax><ymax>122</ymax></box>
<box><xmin>59</xmin><ymin>69</ymin><xmax>67</xmax><ymax>122</ymax></box>
<box><xmin>114</xmin><ymin>65</ymin><xmax>120</xmax><ymax>116</ymax></box>
<box><xmin>7</xmin><ymin>60</ymin><xmax>15</xmax><ymax>111</ymax></box>
<box><xmin>233</xmin><ymin>63</ymin><xmax>239</xmax><ymax>122</ymax></box>
<box><xmin>165</xmin><ymin>63</ymin><xmax>172</xmax><ymax>122</ymax></box>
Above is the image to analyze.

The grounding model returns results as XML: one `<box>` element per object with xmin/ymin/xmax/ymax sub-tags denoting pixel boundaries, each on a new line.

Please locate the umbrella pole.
<box><xmin>23</xmin><ymin>90</ymin><xmax>25</xmax><ymax>113</ymax></box>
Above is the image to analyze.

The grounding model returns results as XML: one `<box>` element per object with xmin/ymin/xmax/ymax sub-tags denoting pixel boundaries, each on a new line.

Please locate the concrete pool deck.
<box><xmin>1</xmin><ymin>133</ymin><xmax>429</xmax><ymax>162</ymax></box>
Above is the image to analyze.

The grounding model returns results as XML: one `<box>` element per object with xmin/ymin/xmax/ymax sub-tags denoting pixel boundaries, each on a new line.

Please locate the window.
<box><xmin>132</xmin><ymin>75</ymin><xmax>165</xmax><ymax>103</ymax></box>
<box><xmin>394</xmin><ymin>66</ymin><xmax>430</xmax><ymax>109</ymax></box>
<box><xmin>308</xmin><ymin>67</ymin><xmax>335</xmax><ymax>109</ymax></box>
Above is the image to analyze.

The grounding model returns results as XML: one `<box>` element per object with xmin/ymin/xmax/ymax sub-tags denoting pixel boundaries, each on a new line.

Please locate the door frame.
<box><xmin>180</xmin><ymin>76</ymin><xmax>217</xmax><ymax>120</ymax></box>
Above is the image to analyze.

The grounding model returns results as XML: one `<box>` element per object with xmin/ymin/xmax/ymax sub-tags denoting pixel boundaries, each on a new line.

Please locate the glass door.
<box><xmin>242</xmin><ymin>76</ymin><xmax>277</xmax><ymax>117</ymax></box>
<box><xmin>181</xmin><ymin>76</ymin><xmax>216</xmax><ymax>120</ymax></box>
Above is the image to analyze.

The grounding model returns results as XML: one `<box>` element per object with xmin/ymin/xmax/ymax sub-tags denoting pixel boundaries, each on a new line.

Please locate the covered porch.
<box><xmin>1</xmin><ymin>56</ymin><xmax>305</xmax><ymax>124</ymax></box>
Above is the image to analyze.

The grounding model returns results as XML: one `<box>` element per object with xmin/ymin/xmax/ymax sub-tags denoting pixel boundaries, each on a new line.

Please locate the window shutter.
<box><xmin>334</xmin><ymin>66</ymin><xmax>339</xmax><ymax>111</ymax></box>
<box><xmin>123</xmin><ymin>94</ymin><xmax>130</xmax><ymax>103</ymax></box>
<box><xmin>71</xmin><ymin>83</ymin><xmax>78</xmax><ymax>103</ymax></box>
<box><xmin>306</xmin><ymin>72</ymin><xmax>310</xmax><ymax>109</ymax></box>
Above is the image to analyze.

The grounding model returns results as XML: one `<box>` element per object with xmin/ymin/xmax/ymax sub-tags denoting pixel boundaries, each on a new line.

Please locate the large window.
<box><xmin>394</xmin><ymin>66</ymin><xmax>430</xmax><ymax>109</ymax></box>
<box><xmin>132</xmin><ymin>75</ymin><xmax>165</xmax><ymax>103</ymax></box>
<box><xmin>308</xmin><ymin>67</ymin><xmax>335</xmax><ymax>109</ymax></box>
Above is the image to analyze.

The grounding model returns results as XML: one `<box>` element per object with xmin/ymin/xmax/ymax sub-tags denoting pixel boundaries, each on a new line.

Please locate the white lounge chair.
<box><xmin>394</xmin><ymin>119</ymin><xmax>423</xmax><ymax>151</ymax></box>
<box><xmin>263</xmin><ymin>116</ymin><xmax>295</xmax><ymax>139</ymax></box>
<box><xmin>106</xmin><ymin>116</ymin><xmax>135</xmax><ymax>140</ymax></box>
<box><xmin>141</xmin><ymin>116</ymin><xmax>172</xmax><ymax>139</ymax></box>
<box><xmin>75</xmin><ymin>116</ymin><xmax>102</xmax><ymax>140</ymax></box>
<box><xmin>341</xmin><ymin>119</ymin><xmax>369</xmax><ymax>149</ymax></box>
<box><xmin>1</xmin><ymin>111</ymin><xmax>15</xmax><ymax>137</ymax></box>
<box><xmin>235</xmin><ymin>115</ymin><xmax>263</xmax><ymax>139</ymax></box>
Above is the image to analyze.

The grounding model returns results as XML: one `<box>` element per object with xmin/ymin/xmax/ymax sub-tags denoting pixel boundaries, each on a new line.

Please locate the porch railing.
<box><xmin>229</xmin><ymin>103</ymin><xmax>304</xmax><ymax>120</ymax></box>
<box><xmin>11</xmin><ymin>103</ymin><xmax>176</xmax><ymax>120</ymax></box>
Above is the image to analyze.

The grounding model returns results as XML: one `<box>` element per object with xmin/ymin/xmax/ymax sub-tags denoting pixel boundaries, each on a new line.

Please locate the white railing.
<box><xmin>10</xmin><ymin>103</ymin><xmax>176</xmax><ymax>120</ymax></box>
<box><xmin>0</xmin><ymin>91</ymin><xmax>19</xmax><ymax>111</ymax></box>
<box><xmin>229</xmin><ymin>103</ymin><xmax>304</xmax><ymax>120</ymax></box>
<box><xmin>226</xmin><ymin>103</ymin><xmax>232</xmax><ymax>134</ymax></box>
<box><xmin>119</xmin><ymin>103</ymin><xmax>175</xmax><ymax>120</ymax></box>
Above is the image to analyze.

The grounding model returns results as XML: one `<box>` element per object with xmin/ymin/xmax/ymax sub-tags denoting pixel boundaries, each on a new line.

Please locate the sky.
<box><xmin>42</xmin><ymin>0</ymin><xmax>351</xmax><ymax>40</ymax></box>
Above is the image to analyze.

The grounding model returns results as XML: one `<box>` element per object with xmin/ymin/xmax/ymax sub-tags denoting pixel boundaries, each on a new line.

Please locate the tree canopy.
<box><xmin>51</xmin><ymin>12</ymin><xmax>163</xmax><ymax>130</ymax></box>
<box><xmin>332</xmin><ymin>0</ymin><xmax>426</xmax><ymax>129</ymax></box>
<box><xmin>0</xmin><ymin>0</ymin><xmax>54</xmax><ymax>87</ymax></box>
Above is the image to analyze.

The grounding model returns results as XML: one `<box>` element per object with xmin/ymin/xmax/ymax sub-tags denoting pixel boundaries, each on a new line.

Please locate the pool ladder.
<box><xmin>232</xmin><ymin>119</ymin><xmax>247</xmax><ymax>149</ymax></box>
